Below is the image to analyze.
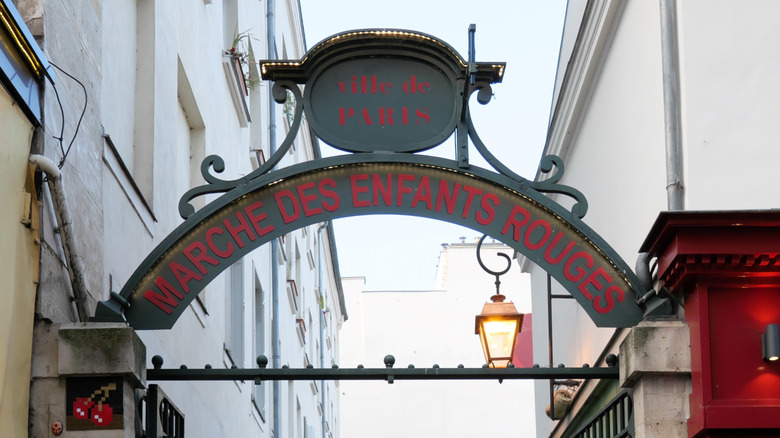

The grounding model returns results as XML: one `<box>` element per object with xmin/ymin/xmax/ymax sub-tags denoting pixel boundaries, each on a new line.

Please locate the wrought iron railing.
<box><xmin>571</xmin><ymin>389</ymin><xmax>633</xmax><ymax>438</ymax></box>
<box><xmin>137</xmin><ymin>384</ymin><xmax>185</xmax><ymax>438</ymax></box>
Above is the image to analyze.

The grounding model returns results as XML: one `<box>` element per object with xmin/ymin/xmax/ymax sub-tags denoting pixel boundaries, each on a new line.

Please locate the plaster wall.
<box><xmin>37</xmin><ymin>0</ymin><xmax>105</xmax><ymax>312</ymax></box>
<box><xmin>531</xmin><ymin>0</ymin><xmax>667</xmax><ymax>434</ymax></box>
<box><xmin>532</xmin><ymin>0</ymin><xmax>780</xmax><ymax>437</ymax></box>
<box><xmin>677</xmin><ymin>0</ymin><xmax>780</xmax><ymax>210</ymax></box>
<box><xmin>28</xmin><ymin>0</ymin><xmax>343</xmax><ymax>436</ymax></box>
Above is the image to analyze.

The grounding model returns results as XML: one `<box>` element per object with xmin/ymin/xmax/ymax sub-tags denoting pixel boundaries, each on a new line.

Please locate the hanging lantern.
<box><xmin>473</xmin><ymin>235</ymin><xmax>524</xmax><ymax>368</ymax></box>
<box><xmin>475</xmin><ymin>293</ymin><xmax>523</xmax><ymax>368</ymax></box>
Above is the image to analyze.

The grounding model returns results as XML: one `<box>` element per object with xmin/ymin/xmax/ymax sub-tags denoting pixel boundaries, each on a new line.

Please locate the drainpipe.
<box><xmin>29</xmin><ymin>154</ymin><xmax>90</xmax><ymax>321</ymax></box>
<box><xmin>659</xmin><ymin>0</ymin><xmax>685</xmax><ymax>211</ymax></box>
<box><xmin>266</xmin><ymin>0</ymin><xmax>281</xmax><ymax>436</ymax></box>
<box><xmin>317</xmin><ymin>222</ymin><xmax>329</xmax><ymax>438</ymax></box>
<box><xmin>636</xmin><ymin>0</ymin><xmax>685</xmax><ymax>293</ymax></box>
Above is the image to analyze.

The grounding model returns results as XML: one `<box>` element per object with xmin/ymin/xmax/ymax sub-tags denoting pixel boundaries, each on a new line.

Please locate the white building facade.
<box><xmin>527</xmin><ymin>0</ymin><xmax>780</xmax><ymax>437</ymax></box>
<box><xmin>339</xmin><ymin>240</ymin><xmax>536</xmax><ymax>438</ymax></box>
<box><xmin>12</xmin><ymin>0</ymin><xmax>345</xmax><ymax>437</ymax></box>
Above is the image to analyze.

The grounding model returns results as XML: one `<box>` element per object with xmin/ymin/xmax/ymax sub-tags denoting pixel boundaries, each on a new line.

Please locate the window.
<box><xmin>177</xmin><ymin>58</ymin><xmax>208</xmax><ymax>310</ymax></box>
<box><xmin>253</xmin><ymin>272</ymin><xmax>266</xmax><ymax>420</ymax></box>
<box><xmin>221</xmin><ymin>0</ymin><xmax>251</xmax><ymax>125</ymax></box>
<box><xmin>225</xmin><ymin>260</ymin><xmax>244</xmax><ymax>366</ymax></box>
<box><xmin>306</xmin><ymin>249</ymin><xmax>315</xmax><ymax>270</ymax></box>
<box><xmin>303</xmin><ymin>417</ymin><xmax>314</xmax><ymax>438</ymax></box>
<box><xmin>295</xmin><ymin>242</ymin><xmax>302</xmax><ymax>300</ymax></box>
<box><xmin>178</xmin><ymin>57</ymin><xmax>206</xmax><ymax>212</ymax></box>
<box><xmin>133</xmin><ymin>0</ymin><xmax>156</xmax><ymax>202</ymax></box>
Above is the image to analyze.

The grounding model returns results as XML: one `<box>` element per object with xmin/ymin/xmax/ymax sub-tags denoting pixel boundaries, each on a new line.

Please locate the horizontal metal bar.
<box><xmin>147</xmin><ymin>366</ymin><xmax>618</xmax><ymax>383</ymax></box>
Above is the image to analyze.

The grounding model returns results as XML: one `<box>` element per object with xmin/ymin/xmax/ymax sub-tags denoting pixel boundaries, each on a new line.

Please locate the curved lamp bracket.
<box><xmin>476</xmin><ymin>234</ymin><xmax>512</xmax><ymax>296</ymax></box>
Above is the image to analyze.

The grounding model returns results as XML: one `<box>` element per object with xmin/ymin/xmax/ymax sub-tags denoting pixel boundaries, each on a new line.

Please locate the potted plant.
<box><xmin>224</xmin><ymin>29</ymin><xmax>258</xmax><ymax>95</ymax></box>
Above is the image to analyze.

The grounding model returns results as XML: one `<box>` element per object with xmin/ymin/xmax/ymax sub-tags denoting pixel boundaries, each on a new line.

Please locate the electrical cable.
<box><xmin>43</xmin><ymin>71</ymin><xmax>64</xmax><ymax>167</ymax></box>
<box><xmin>46</xmin><ymin>62</ymin><xmax>88</xmax><ymax>169</ymax></box>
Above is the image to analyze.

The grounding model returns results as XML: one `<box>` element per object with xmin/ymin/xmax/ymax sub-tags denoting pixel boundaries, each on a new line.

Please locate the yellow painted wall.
<box><xmin>0</xmin><ymin>88</ymin><xmax>39</xmax><ymax>437</ymax></box>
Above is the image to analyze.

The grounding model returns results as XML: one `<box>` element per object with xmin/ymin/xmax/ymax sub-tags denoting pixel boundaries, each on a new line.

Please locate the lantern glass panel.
<box><xmin>478</xmin><ymin>317</ymin><xmax>520</xmax><ymax>368</ymax></box>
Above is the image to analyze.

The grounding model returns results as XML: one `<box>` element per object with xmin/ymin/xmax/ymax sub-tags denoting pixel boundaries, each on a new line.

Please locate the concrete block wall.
<box><xmin>29</xmin><ymin>323</ymin><xmax>145</xmax><ymax>438</ymax></box>
<box><xmin>619</xmin><ymin>320</ymin><xmax>692</xmax><ymax>438</ymax></box>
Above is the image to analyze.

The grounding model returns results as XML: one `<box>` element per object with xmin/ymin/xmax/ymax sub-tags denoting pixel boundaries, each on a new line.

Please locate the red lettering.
<box><xmin>274</xmin><ymin>190</ymin><xmax>301</xmax><ymax>224</ymax></box>
<box><xmin>143</xmin><ymin>277</ymin><xmax>185</xmax><ymax>314</ymax></box>
<box><xmin>155</xmin><ymin>277</ymin><xmax>183</xmax><ymax>299</ymax></box>
<box><xmin>543</xmin><ymin>232</ymin><xmax>576</xmax><ymax>264</ymax></box>
<box><xmin>578</xmin><ymin>267</ymin><xmax>612</xmax><ymax>301</ymax></box>
<box><xmin>524</xmin><ymin>219</ymin><xmax>552</xmax><ymax>250</ymax></box>
<box><xmin>319</xmin><ymin>178</ymin><xmax>340</xmax><ymax>212</ymax></box>
<box><xmin>339</xmin><ymin>76</ymin><xmax>391</xmax><ymax>94</ymax></box>
<box><xmin>476</xmin><ymin>193</ymin><xmax>499</xmax><ymax>225</ymax></box>
<box><xmin>339</xmin><ymin>108</ymin><xmax>355</xmax><ymax>125</ymax></box>
<box><xmin>501</xmin><ymin>206</ymin><xmax>531</xmax><ymax>241</ymax></box>
<box><xmin>350</xmin><ymin>174</ymin><xmax>370</xmax><ymax>207</ymax></box>
<box><xmin>206</xmin><ymin>226</ymin><xmax>234</xmax><ymax>258</ymax></box>
<box><xmin>594</xmin><ymin>285</ymin><xmax>624</xmax><ymax>313</ymax></box>
<box><xmin>245</xmin><ymin>201</ymin><xmax>274</xmax><ymax>237</ymax></box>
<box><xmin>223</xmin><ymin>212</ymin><xmax>256</xmax><ymax>247</ymax></box>
<box><xmin>416</xmin><ymin>108</ymin><xmax>430</xmax><ymax>125</ymax></box>
<box><xmin>361</xmin><ymin>108</ymin><xmax>373</xmax><ymax>125</ymax></box>
<box><xmin>379</xmin><ymin>108</ymin><xmax>394</xmax><ymax>125</ymax></box>
<box><xmin>183</xmin><ymin>241</ymin><xmax>219</xmax><ymax>275</ymax></box>
<box><xmin>411</xmin><ymin>176</ymin><xmax>433</xmax><ymax>210</ymax></box>
<box><xmin>564</xmin><ymin>252</ymin><xmax>593</xmax><ymax>283</ymax></box>
<box><xmin>340</xmin><ymin>106</ymin><xmax>429</xmax><ymax>125</ymax></box>
<box><xmin>372</xmin><ymin>174</ymin><xmax>393</xmax><ymax>206</ymax></box>
<box><xmin>396</xmin><ymin>174</ymin><xmax>415</xmax><ymax>206</ymax></box>
<box><xmin>170</xmin><ymin>261</ymin><xmax>202</xmax><ymax>294</ymax></box>
<box><xmin>297</xmin><ymin>182</ymin><xmax>322</xmax><ymax>217</ymax></box>
<box><xmin>402</xmin><ymin>76</ymin><xmax>417</xmax><ymax>93</ymax></box>
<box><xmin>435</xmin><ymin>180</ymin><xmax>461</xmax><ymax>214</ymax></box>
<box><xmin>461</xmin><ymin>185</ymin><xmax>483</xmax><ymax>218</ymax></box>
<box><xmin>401</xmin><ymin>77</ymin><xmax>430</xmax><ymax>94</ymax></box>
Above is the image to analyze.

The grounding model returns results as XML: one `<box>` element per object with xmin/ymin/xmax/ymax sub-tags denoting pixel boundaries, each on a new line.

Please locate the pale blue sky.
<box><xmin>299</xmin><ymin>0</ymin><xmax>567</xmax><ymax>290</ymax></box>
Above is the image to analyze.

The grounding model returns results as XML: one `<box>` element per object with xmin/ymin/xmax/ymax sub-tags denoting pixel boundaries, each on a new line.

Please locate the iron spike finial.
<box><xmin>468</xmin><ymin>24</ymin><xmax>477</xmax><ymax>85</ymax></box>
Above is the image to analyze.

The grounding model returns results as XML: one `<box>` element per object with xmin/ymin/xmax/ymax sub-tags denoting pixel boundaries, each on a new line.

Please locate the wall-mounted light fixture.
<box><xmin>762</xmin><ymin>323</ymin><xmax>780</xmax><ymax>362</ymax></box>
<box><xmin>474</xmin><ymin>235</ymin><xmax>523</xmax><ymax>368</ymax></box>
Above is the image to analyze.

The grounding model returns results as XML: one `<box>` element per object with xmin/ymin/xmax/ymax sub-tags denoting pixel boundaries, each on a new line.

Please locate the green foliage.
<box><xmin>225</xmin><ymin>28</ymin><xmax>260</xmax><ymax>91</ymax></box>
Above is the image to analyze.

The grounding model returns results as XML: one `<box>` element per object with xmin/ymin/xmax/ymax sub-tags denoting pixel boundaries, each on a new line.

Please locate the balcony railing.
<box><xmin>571</xmin><ymin>389</ymin><xmax>633</xmax><ymax>438</ymax></box>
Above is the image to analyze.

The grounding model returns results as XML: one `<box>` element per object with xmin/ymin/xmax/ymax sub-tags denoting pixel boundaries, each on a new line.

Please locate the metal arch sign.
<box><xmin>94</xmin><ymin>29</ymin><xmax>659</xmax><ymax>330</ymax></box>
<box><xmin>96</xmin><ymin>156</ymin><xmax>644</xmax><ymax>330</ymax></box>
<box><xmin>306</xmin><ymin>57</ymin><xmax>458</xmax><ymax>152</ymax></box>
<box><xmin>261</xmin><ymin>29</ymin><xmax>505</xmax><ymax>153</ymax></box>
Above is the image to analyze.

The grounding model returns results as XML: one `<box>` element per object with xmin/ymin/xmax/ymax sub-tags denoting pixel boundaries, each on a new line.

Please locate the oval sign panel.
<box><xmin>304</xmin><ymin>57</ymin><xmax>458</xmax><ymax>153</ymax></box>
